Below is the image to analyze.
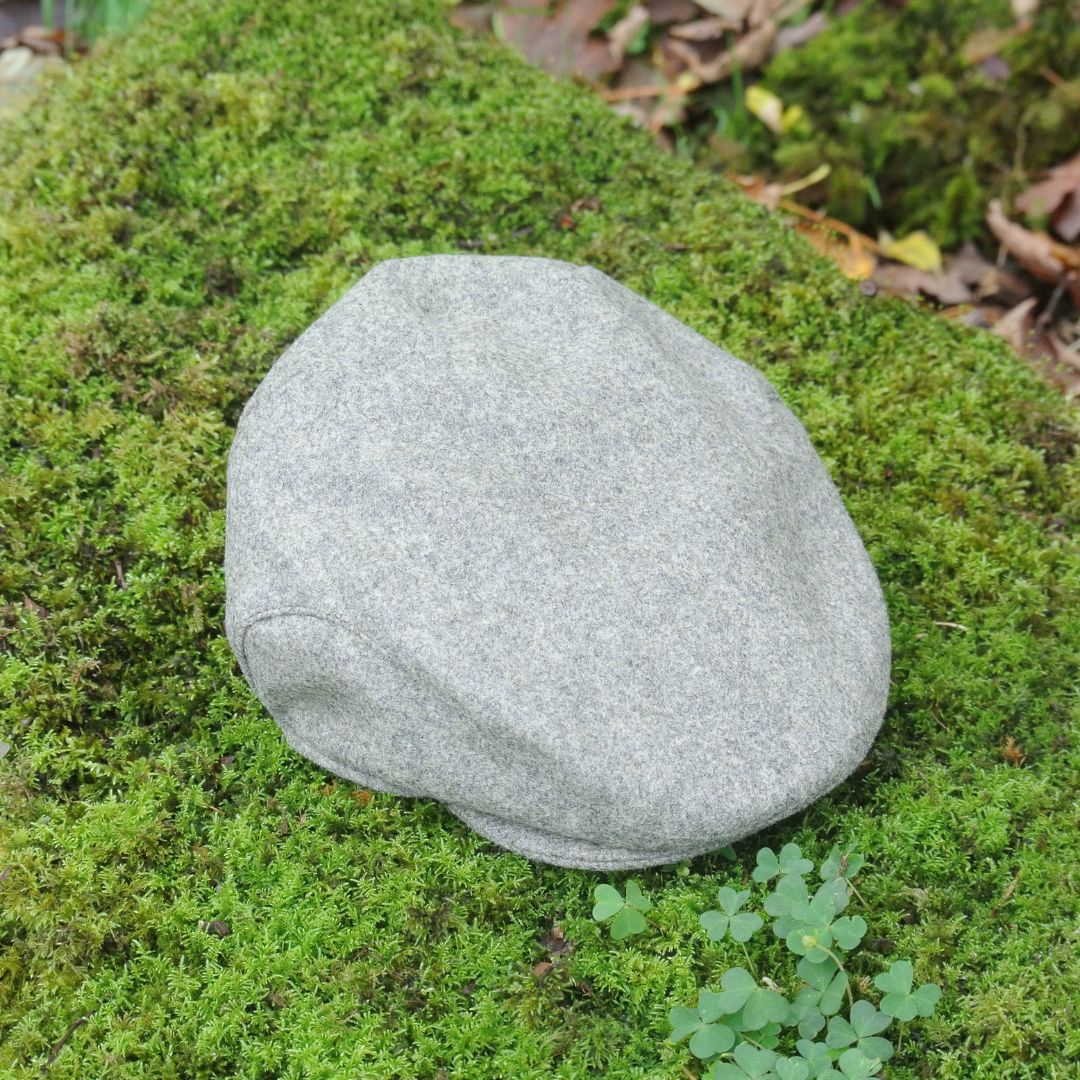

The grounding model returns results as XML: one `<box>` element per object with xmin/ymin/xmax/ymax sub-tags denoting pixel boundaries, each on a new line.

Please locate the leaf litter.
<box><xmin>450</xmin><ymin>0</ymin><xmax>1080</xmax><ymax>397</ymax></box>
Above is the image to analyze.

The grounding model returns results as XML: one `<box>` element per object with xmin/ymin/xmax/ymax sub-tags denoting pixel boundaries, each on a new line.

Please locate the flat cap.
<box><xmin>224</xmin><ymin>256</ymin><xmax>890</xmax><ymax>869</ymax></box>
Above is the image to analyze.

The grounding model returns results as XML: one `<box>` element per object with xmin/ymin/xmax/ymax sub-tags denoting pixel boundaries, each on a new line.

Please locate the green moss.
<box><xmin>0</xmin><ymin>1</ymin><xmax>1077</xmax><ymax>1077</ymax></box>
<box><xmin>755</xmin><ymin>0</ymin><xmax>1080</xmax><ymax>246</ymax></box>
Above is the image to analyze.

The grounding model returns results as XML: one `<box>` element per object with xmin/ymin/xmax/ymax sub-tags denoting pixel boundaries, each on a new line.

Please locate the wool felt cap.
<box><xmin>224</xmin><ymin>255</ymin><xmax>891</xmax><ymax>870</ymax></box>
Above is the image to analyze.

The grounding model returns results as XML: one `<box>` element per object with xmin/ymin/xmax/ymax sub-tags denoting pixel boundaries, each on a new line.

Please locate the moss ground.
<box><xmin>0</xmin><ymin>1</ymin><xmax>1078</xmax><ymax>1076</ymax></box>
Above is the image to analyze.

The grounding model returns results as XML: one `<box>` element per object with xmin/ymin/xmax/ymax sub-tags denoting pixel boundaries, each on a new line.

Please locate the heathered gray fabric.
<box><xmin>224</xmin><ymin>255</ymin><xmax>891</xmax><ymax>870</ymax></box>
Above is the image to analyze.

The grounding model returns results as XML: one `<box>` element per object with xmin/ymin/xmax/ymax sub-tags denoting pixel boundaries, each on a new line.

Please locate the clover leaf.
<box><xmin>591</xmin><ymin>880</ymin><xmax>652</xmax><ymax>940</ymax></box>
<box><xmin>764</xmin><ymin>874</ymin><xmax>812</xmax><ymax>936</ymax></box>
<box><xmin>825</xmin><ymin>1001</ymin><xmax>893</xmax><ymax>1064</ymax></box>
<box><xmin>795</xmin><ymin>1039</ymin><xmax>843</xmax><ymax>1079</ymax></box>
<box><xmin>710</xmin><ymin>967</ymin><xmax>791</xmax><ymax>1031</ymax></box>
<box><xmin>669</xmin><ymin>1004</ymin><xmax>737</xmax><ymax>1060</ymax></box>
<box><xmin>873</xmin><ymin>960</ymin><xmax>942</xmax><ymax>1021</ymax></box>
<box><xmin>791</xmin><ymin>955</ymin><xmax>848</xmax><ymax>1038</ymax></box>
<box><xmin>815</xmin><ymin>875</ymin><xmax>852</xmax><ymax>916</ymax></box>
<box><xmin>708</xmin><ymin>1043</ymin><xmax>779</xmax><ymax>1079</ymax></box>
<box><xmin>774</xmin><ymin>1058</ymin><xmax>811</xmax><ymax>1080</ymax></box>
<box><xmin>701</xmin><ymin>887</ymin><xmax>765</xmax><ymax>944</ymax></box>
<box><xmin>753</xmin><ymin>844</ymin><xmax>814</xmax><ymax>883</ymax></box>
<box><xmin>831</xmin><ymin>916</ymin><xmax>868</xmax><ymax>951</ymax></box>
<box><xmin>819</xmin><ymin>847</ymin><xmax>866</xmax><ymax>883</ymax></box>
<box><xmin>837</xmin><ymin>1047</ymin><xmax>882</xmax><ymax>1079</ymax></box>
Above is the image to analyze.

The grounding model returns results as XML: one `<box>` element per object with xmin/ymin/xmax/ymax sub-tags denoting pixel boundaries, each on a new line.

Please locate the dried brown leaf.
<box><xmin>669</xmin><ymin>15</ymin><xmax>739</xmax><ymax>41</ymax></box>
<box><xmin>871</xmin><ymin>263</ymin><xmax>973</xmax><ymax>305</ymax></box>
<box><xmin>991</xmin><ymin>296</ymin><xmax>1038</xmax><ymax>353</ymax></box>
<box><xmin>645</xmin><ymin>0</ymin><xmax>702</xmax><ymax>25</ymax></box>
<box><xmin>608</xmin><ymin>3</ymin><xmax>650</xmax><ymax>59</ymax></box>
<box><xmin>670</xmin><ymin>18</ymin><xmax>776</xmax><ymax>85</ymax></box>
<box><xmin>495</xmin><ymin>0</ymin><xmax>620</xmax><ymax>82</ymax></box>
<box><xmin>986</xmin><ymin>199</ymin><xmax>1080</xmax><ymax>297</ymax></box>
<box><xmin>448</xmin><ymin>3</ymin><xmax>497</xmax><ymax>34</ymax></box>
<box><xmin>540</xmin><ymin>924</ymin><xmax>574</xmax><ymax>955</ymax></box>
<box><xmin>772</xmin><ymin>9</ymin><xmax>829</xmax><ymax>54</ymax></box>
<box><xmin>694</xmin><ymin>0</ymin><xmax>753</xmax><ymax>20</ymax></box>
<box><xmin>1016</xmin><ymin>151</ymin><xmax>1080</xmax><ymax>218</ymax></box>
<box><xmin>748</xmin><ymin>0</ymin><xmax>788</xmax><ymax>27</ymax></box>
<box><xmin>1054</xmin><ymin>195</ymin><xmax>1080</xmax><ymax>243</ymax></box>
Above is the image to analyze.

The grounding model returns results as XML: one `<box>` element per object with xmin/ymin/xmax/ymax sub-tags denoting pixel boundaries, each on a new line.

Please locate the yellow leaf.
<box><xmin>881</xmin><ymin>230</ymin><xmax>943</xmax><ymax>273</ymax></box>
<box><xmin>745</xmin><ymin>85</ymin><xmax>784</xmax><ymax>135</ymax></box>
<box><xmin>797</xmin><ymin>223</ymin><xmax>877</xmax><ymax>280</ymax></box>
<box><xmin>781</xmin><ymin>103</ymin><xmax>805</xmax><ymax>133</ymax></box>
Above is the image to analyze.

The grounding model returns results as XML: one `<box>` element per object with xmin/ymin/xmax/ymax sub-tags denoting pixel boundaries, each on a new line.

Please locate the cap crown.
<box><xmin>225</xmin><ymin>256</ymin><xmax>890</xmax><ymax>868</ymax></box>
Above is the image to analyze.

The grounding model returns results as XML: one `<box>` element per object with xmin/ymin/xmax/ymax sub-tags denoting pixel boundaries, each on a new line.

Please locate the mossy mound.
<box><xmin>0</xmin><ymin>1</ymin><xmax>1078</xmax><ymax>1077</ymax></box>
<box><xmin>752</xmin><ymin>0</ymin><xmax>1080</xmax><ymax>247</ymax></box>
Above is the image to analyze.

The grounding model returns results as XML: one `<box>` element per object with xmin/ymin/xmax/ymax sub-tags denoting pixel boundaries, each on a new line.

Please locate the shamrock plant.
<box><xmin>591</xmin><ymin>879</ymin><xmax>653</xmax><ymax>940</ymax></box>
<box><xmin>591</xmin><ymin>844</ymin><xmax>942</xmax><ymax>1077</ymax></box>
<box><xmin>874</xmin><ymin>961</ymin><xmax>942</xmax><ymax>1022</ymax></box>
<box><xmin>701</xmin><ymin>887</ymin><xmax>765</xmax><ymax>944</ymax></box>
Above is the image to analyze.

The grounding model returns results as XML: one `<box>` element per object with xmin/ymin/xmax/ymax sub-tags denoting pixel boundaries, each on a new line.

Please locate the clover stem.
<box><xmin>847</xmin><ymin>879</ymin><xmax>869</xmax><ymax>908</ymax></box>
<box><xmin>823</xmin><ymin>948</ymin><xmax>856</xmax><ymax>1010</ymax></box>
<box><xmin>740</xmin><ymin>941</ymin><xmax>757</xmax><ymax>977</ymax></box>
<box><xmin>897</xmin><ymin>1021</ymin><xmax>904</xmax><ymax>1053</ymax></box>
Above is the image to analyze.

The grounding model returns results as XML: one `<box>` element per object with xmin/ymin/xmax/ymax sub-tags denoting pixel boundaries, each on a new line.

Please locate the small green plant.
<box><xmin>591</xmin><ymin>879</ymin><xmax>653</xmax><ymax>940</ymax></box>
<box><xmin>591</xmin><ymin>845</ymin><xmax>941</xmax><ymax>1077</ymax></box>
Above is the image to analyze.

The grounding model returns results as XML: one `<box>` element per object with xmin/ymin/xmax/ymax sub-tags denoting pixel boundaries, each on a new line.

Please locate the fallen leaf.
<box><xmin>669</xmin><ymin>15</ymin><xmax>739</xmax><ymax>41</ymax></box>
<box><xmin>495</xmin><ymin>0</ymin><xmax>619</xmax><ymax>82</ymax></box>
<box><xmin>961</xmin><ymin>21</ymin><xmax>1030</xmax><ymax>65</ymax></box>
<box><xmin>200</xmin><ymin>919</ymin><xmax>232</xmax><ymax>937</ymax></box>
<box><xmin>946</xmin><ymin>242</ymin><xmax>1032</xmax><ymax>303</ymax></box>
<box><xmin>745</xmin><ymin>83</ymin><xmax>783</xmax><ymax>133</ymax></box>
<box><xmin>666</xmin><ymin>18</ymin><xmax>776</xmax><ymax>86</ymax></box>
<box><xmin>871</xmin><ymin>263</ymin><xmax>973</xmax><ymax>305</ymax></box>
<box><xmin>730</xmin><ymin>171</ymin><xmax>785</xmax><ymax>210</ymax></box>
<box><xmin>6</xmin><ymin>25</ymin><xmax>64</xmax><ymax>56</ymax></box>
<box><xmin>694</xmin><ymin>0</ymin><xmax>752</xmax><ymax>19</ymax></box>
<box><xmin>1016</xmin><ymin>151</ymin><xmax>1080</xmax><ymax>217</ymax></box>
<box><xmin>448</xmin><ymin>3</ymin><xmax>497</xmax><ymax>33</ymax></box>
<box><xmin>880</xmin><ymin>230</ymin><xmax>943</xmax><ymax>273</ymax></box>
<box><xmin>991</xmin><ymin>296</ymin><xmax>1039</xmax><ymax>353</ymax></box>
<box><xmin>1011</xmin><ymin>0</ymin><xmax>1039</xmax><ymax>19</ymax></box>
<box><xmin>986</xmin><ymin>199</ymin><xmax>1080</xmax><ymax>303</ymax></box>
<box><xmin>1045</xmin><ymin>331</ymin><xmax>1080</xmax><ymax>374</ymax></box>
<box><xmin>540</xmin><ymin>924</ymin><xmax>574</xmax><ymax>955</ymax></box>
<box><xmin>352</xmin><ymin>788</ymin><xmax>373</xmax><ymax>805</ymax></box>
<box><xmin>796</xmin><ymin>220</ymin><xmax>876</xmax><ymax>280</ymax></box>
<box><xmin>645</xmin><ymin>0</ymin><xmax>702</xmax><ymax>24</ymax></box>
<box><xmin>533</xmin><ymin>961</ymin><xmax>554</xmax><ymax>976</ymax></box>
<box><xmin>608</xmin><ymin>3</ymin><xmax>649</xmax><ymax>59</ymax></box>
<box><xmin>1054</xmin><ymin>196</ymin><xmax>1080</xmax><ymax>243</ymax></box>
<box><xmin>772</xmin><ymin>9</ymin><xmax>829</xmax><ymax>55</ymax></box>
<box><xmin>748</xmin><ymin>0</ymin><xmax>789</xmax><ymax>27</ymax></box>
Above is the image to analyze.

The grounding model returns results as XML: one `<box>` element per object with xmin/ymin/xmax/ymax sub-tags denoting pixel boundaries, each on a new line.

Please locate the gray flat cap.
<box><xmin>224</xmin><ymin>256</ymin><xmax>890</xmax><ymax>870</ymax></box>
